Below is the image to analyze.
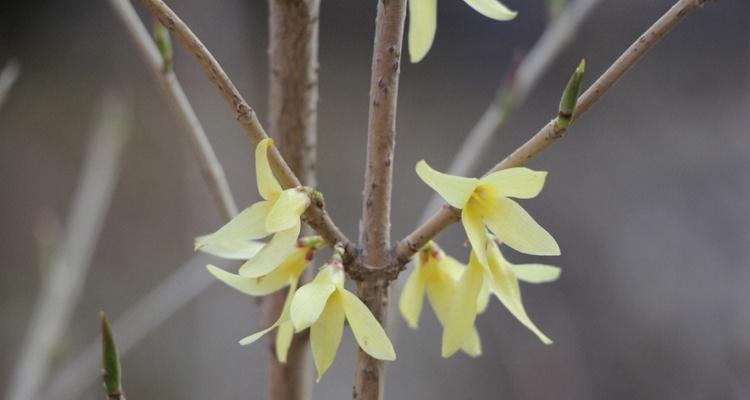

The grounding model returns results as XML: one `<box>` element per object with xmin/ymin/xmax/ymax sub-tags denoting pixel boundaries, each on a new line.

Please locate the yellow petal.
<box><xmin>487</xmin><ymin>244</ymin><xmax>553</xmax><ymax>344</ymax></box>
<box><xmin>462</xmin><ymin>206</ymin><xmax>491</xmax><ymax>267</ymax></box>
<box><xmin>310</xmin><ymin>293</ymin><xmax>345</xmax><ymax>381</ymax></box>
<box><xmin>424</xmin><ymin>268</ymin><xmax>457</xmax><ymax>325</ymax></box>
<box><xmin>461</xmin><ymin>327</ymin><xmax>482</xmax><ymax>357</ymax></box>
<box><xmin>476</xmin><ymin>280</ymin><xmax>491</xmax><ymax>314</ymax></box>
<box><xmin>483</xmin><ymin>197</ymin><xmax>560</xmax><ymax>256</ymax></box>
<box><xmin>462</xmin><ymin>0</ymin><xmax>517</xmax><ymax>20</ymax></box>
<box><xmin>256</xmin><ymin>138</ymin><xmax>283</xmax><ymax>200</ymax></box>
<box><xmin>238</xmin><ymin>223</ymin><xmax>301</xmax><ymax>278</ymax></box>
<box><xmin>480</xmin><ymin>168</ymin><xmax>547</xmax><ymax>199</ymax></box>
<box><xmin>408</xmin><ymin>0</ymin><xmax>437</xmax><ymax>63</ymax></box>
<box><xmin>238</xmin><ymin>280</ymin><xmax>297</xmax><ymax>346</ymax></box>
<box><xmin>290</xmin><ymin>270</ymin><xmax>337</xmax><ymax>331</ymax></box>
<box><xmin>440</xmin><ymin>255</ymin><xmax>465</xmax><ymax>281</ymax></box>
<box><xmin>275</xmin><ymin>320</ymin><xmax>295</xmax><ymax>363</ymax></box>
<box><xmin>441</xmin><ymin>257</ymin><xmax>484</xmax><ymax>358</ymax></box>
<box><xmin>266</xmin><ymin>189</ymin><xmax>310</xmax><ymax>233</ymax></box>
<box><xmin>339</xmin><ymin>289</ymin><xmax>396</xmax><ymax>361</ymax></box>
<box><xmin>512</xmin><ymin>264</ymin><xmax>561</xmax><ymax>284</ymax></box>
<box><xmin>194</xmin><ymin>201</ymin><xmax>273</xmax><ymax>250</ymax></box>
<box><xmin>398</xmin><ymin>269</ymin><xmax>426</xmax><ymax>329</ymax></box>
<box><xmin>416</xmin><ymin>160</ymin><xmax>479</xmax><ymax>209</ymax></box>
<box><xmin>207</xmin><ymin>264</ymin><xmax>284</xmax><ymax>296</ymax></box>
<box><xmin>196</xmin><ymin>238</ymin><xmax>264</xmax><ymax>260</ymax></box>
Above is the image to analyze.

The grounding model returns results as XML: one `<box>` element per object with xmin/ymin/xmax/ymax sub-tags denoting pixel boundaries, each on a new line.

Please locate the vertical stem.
<box><xmin>265</xmin><ymin>0</ymin><xmax>320</xmax><ymax>399</ymax></box>
<box><xmin>357</xmin><ymin>0</ymin><xmax>407</xmax><ymax>399</ymax></box>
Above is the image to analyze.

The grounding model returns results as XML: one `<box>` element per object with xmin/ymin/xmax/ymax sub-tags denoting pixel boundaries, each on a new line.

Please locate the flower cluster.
<box><xmin>197</xmin><ymin>139</ymin><xmax>395</xmax><ymax>381</ymax></box>
<box><xmin>399</xmin><ymin>160</ymin><xmax>562</xmax><ymax>357</ymax></box>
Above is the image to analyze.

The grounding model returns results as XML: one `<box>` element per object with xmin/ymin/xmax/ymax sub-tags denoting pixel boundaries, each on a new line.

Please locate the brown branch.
<box><xmin>264</xmin><ymin>0</ymin><xmax>321</xmax><ymax>399</ymax></box>
<box><xmin>394</xmin><ymin>0</ymin><xmax>712</xmax><ymax>267</ymax></box>
<box><xmin>140</xmin><ymin>0</ymin><xmax>353</xmax><ymax>256</ymax></box>
<box><xmin>354</xmin><ymin>0</ymin><xmax>407</xmax><ymax>399</ymax></box>
<box><xmin>108</xmin><ymin>0</ymin><xmax>237</xmax><ymax>221</ymax></box>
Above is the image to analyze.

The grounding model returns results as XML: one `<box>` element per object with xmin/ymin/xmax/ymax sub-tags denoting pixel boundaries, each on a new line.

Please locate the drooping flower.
<box><xmin>205</xmin><ymin>236</ymin><xmax>322</xmax><ymax>297</ymax></box>
<box><xmin>196</xmin><ymin>138</ymin><xmax>311</xmax><ymax>277</ymax></box>
<box><xmin>442</xmin><ymin>239</ymin><xmax>560</xmax><ymax>357</ymax></box>
<box><xmin>416</xmin><ymin>160</ymin><xmax>560</xmax><ymax>268</ymax></box>
<box><xmin>290</xmin><ymin>252</ymin><xmax>396</xmax><ymax>381</ymax></box>
<box><xmin>398</xmin><ymin>241</ymin><xmax>482</xmax><ymax>357</ymax></box>
<box><xmin>408</xmin><ymin>0</ymin><xmax>517</xmax><ymax>63</ymax></box>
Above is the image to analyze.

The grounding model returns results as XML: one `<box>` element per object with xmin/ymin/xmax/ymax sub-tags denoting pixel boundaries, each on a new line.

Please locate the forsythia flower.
<box><xmin>408</xmin><ymin>0</ymin><xmax>517</xmax><ymax>63</ymax></box>
<box><xmin>416</xmin><ymin>160</ymin><xmax>560</xmax><ymax>268</ymax></box>
<box><xmin>399</xmin><ymin>242</ymin><xmax>483</xmax><ymax>357</ymax></box>
<box><xmin>442</xmin><ymin>238</ymin><xmax>560</xmax><ymax>357</ymax></box>
<box><xmin>205</xmin><ymin>236</ymin><xmax>321</xmax><ymax>297</ymax></box>
<box><xmin>196</xmin><ymin>138</ymin><xmax>311</xmax><ymax>277</ymax></box>
<box><xmin>290</xmin><ymin>256</ymin><xmax>396</xmax><ymax>381</ymax></box>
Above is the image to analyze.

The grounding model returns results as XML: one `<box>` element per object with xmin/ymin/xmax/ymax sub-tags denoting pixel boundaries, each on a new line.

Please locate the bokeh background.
<box><xmin>1</xmin><ymin>0</ymin><xmax>748</xmax><ymax>398</ymax></box>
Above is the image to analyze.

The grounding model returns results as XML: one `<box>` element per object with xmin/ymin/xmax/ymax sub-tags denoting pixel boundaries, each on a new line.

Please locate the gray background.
<box><xmin>1</xmin><ymin>0</ymin><xmax>748</xmax><ymax>398</ymax></box>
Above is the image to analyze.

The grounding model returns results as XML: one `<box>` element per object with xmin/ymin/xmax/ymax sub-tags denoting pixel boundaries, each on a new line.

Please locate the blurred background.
<box><xmin>1</xmin><ymin>0</ymin><xmax>748</xmax><ymax>398</ymax></box>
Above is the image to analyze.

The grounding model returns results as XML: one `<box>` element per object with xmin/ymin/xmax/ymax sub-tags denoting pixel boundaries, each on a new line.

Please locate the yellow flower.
<box><xmin>442</xmin><ymin>239</ymin><xmax>560</xmax><ymax>357</ymax></box>
<box><xmin>408</xmin><ymin>0</ymin><xmax>517</xmax><ymax>63</ymax></box>
<box><xmin>398</xmin><ymin>242</ymin><xmax>483</xmax><ymax>357</ymax></box>
<box><xmin>416</xmin><ymin>160</ymin><xmax>560</xmax><ymax>268</ymax></box>
<box><xmin>195</xmin><ymin>138</ymin><xmax>310</xmax><ymax>277</ymax></box>
<box><xmin>290</xmin><ymin>258</ymin><xmax>396</xmax><ymax>381</ymax></box>
<box><xmin>205</xmin><ymin>237</ymin><xmax>321</xmax><ymax>297</ymax></box>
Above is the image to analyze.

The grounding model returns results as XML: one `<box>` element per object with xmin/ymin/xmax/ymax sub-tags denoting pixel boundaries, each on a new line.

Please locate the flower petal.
<box><xmin>512</xmin><ymin>264</ymin><xmax>561</xmax><ymax>284</ymax></box>
<box><xmin>290</xmin><ymin>271</ymin><xmax>337</xmax><ymax>331</ymax></box>
<box><xmin>340</xmin><ymin>289</ymin><xmax>396</xmax><ymax>361</ymax></box>
<box><xmin>195</xmin><ymin>201</ymin><xmax>273</xmax><ymax>250</ymax></box>
<box><xmin>408</xmin><ymin>0</ymin><xmax>437</xmax><ymax>63</ymax></box>
<box><xmin>480</xmin><ymin>168</ymin><xmax>547</xmax><ymax>199</ymax></box>
<box><xmin>416</xmin><ymin>160</ymin><xmax>479</xmax><ymax>209</ymax></box>
<box><xmin>487</xmin><ymin>244</ymin><xmax>553</xmax><ymax>344</ymax></box>
<box><xmin>239</xmin><ymin>223</ymin><xmax>301</xmax><ymax>278</ymax></box>
<box><xmin>398</xmin><ymin>269</ymin><xmax>426</xmax><ymax>329</ymax></box>
<box><xmin>461</xmin><ymin>327</ymin><xmax>482</xmax><ymax>357</ymax></box>
<box><xmin>266</xmin><ymin>189</ymin><xmax>310</xmax><ymax>233</ymax></box>
<box><xmin>476</xmin><ymin>280</ymin><xmax>491</xmax><ymax>314</ymax></box>
<box><xmin>462</xmin><ymin>206</ymin><xmax>491</xmax><ymax>267</ymax></box>
<box><xmin>424</xmin><ymin>268</ymin><xmax>457</xmax><ymax>325</ymax></box>
<box><xmin>483</xmin><ymin>197</ymin><xmax>560</xmax><ymax>256</ymax></box>
<box><xmin>440</xmin><ymin>255</ymin><xmax>466</xmax><ymax>281</ymax></box>
<box><xmin>441</xmin><ymin>256</ymin><xmax>484</xmax><ymax>358</ymax></box>
<box><xmin>196</xmin><ymin>238</ymin><xmax>265</xmax><ymax>260</ymax></box>
<box><xmin>238</xmin><ymin>280</ymin><xmax>297</xmax><ymax>346</ymax></box>
<box><xmin>256</xmin><ymin>138</ymin><xmax>283</xmax><ymax>200</ymax></box>
<box><xmin>207</xmin><ymin>264</ymin><xmax>288</xmax><ymax>296</ymax></box>
<box><xmin>275</xmin><ymin>320</ymin><xmax>295</xmax><ymax>363</ymax></box>
<box><xmin>462</xmin><ymin>0</ymin><xmax>517</xmax><ymax>20</ymax></box>
<box><xmin>310</xmin><ymin>293</ymin><xmax>345</xmax><ymax>381</ymax></box>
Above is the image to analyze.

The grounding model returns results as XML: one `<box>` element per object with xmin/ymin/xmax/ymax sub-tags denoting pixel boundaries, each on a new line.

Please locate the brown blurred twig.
<box><xmin>421</xmin><ymin>0</ymin><xmax>603</xmax><ymax>219</ymax></box>
<box><xmin>394</xmin><ymin>0</ymin><xmax>712</xmax><ymax>267</ymax></box>
<box><xmin>265</xmin><ymin>0</ymin><xmax>321</xmax><ymax>398</ymax></box>
<box><xmin>108</xmin><ymin>0</ymin><xmax>237</xmax><ymax>220</ymax></box>
<box><xmin>0</xmin><ymin>60</ymin><xmax>21</xmax><ymax>111</ymax></box>
<box><xmin>140</xmin><ymin>0</ymin><xmax>353</xmax><ymax>256</ymax></box>
<box><xmin>6</xmin><ymin>93</ymin><xmax>132</xmax><ymax>400</ymax></box>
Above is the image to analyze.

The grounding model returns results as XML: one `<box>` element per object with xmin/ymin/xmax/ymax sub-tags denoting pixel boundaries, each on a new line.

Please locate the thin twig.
<box><xmin>0</xmin><ymin>60</ymin><xmax>21</xmax><ymax>110</ymax></box>
<box><xmin>40</xmin><ymin>254</ymin><xmax>213</xmax><ymax>400</ymax></box>
<box><xmin>265</xmin><ymin>0</ymin><xmax>321</xmax><ymax>398</ymax></box>
<box><xmin>140</xmin><ymin>0</ymin><xmax>353</xmax><ymax>256</ymax></box>
<box><xmin>395</xmin><ymin>0</ymin><xmax>711</xmax><ymax>267</ymax></box>
<box><xmin>421</xmin><ymin>0</ymin><xmax>603</xmax><ymax>219</ymax></box>
<box><xmin>108</xmin><ymin>0</ymin><xmax>237</xmax><ymax>220</ymax></box>
<box><xmin>6</xmin><ymin>93</ymin><xmax>132</xmax><ymax>400</ymax></box>
<box><xmin>355</xmin><ymin>0</ymin><xmax>407</xmax><ymax>399</ymax></box>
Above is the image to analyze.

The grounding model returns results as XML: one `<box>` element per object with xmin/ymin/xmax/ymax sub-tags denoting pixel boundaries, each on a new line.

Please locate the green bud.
<box><xmin>100</xmin><ymin>311</ymin><xmax>124</xmax><ymax>399</ymax></box>
<box><xmin>153</xmin><ymin>22</ymin><xmax>173</xmax><ymax>73</ymax></box>
<box><xmin>556</xmin><ymin>59</ymin><xmax>586</xmax><ymax>130</ymax></box>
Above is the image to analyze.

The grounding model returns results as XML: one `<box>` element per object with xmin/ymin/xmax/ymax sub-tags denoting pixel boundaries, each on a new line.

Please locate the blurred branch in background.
<box><xmin>5</xmin><ymin>92</ymin><xmax>133</xmax><ymax>400</ymax></box>
<box><xmin>0</xmin><ymin>60</ymin><xmax>21</xmax><ymax>110</ymax></box>
<box><xmin>108</xmin><ymin>0</ymin><xmax>238</xmax><ymax>220</ymax></box>
<box><xmin>42</xmin><ymin>254</ymin><xmax>212</xmax><ymax>400</ymax></box>
<box><xmin>421</xmin><ymin>0</ymin><xmax>603</xmax><ymax>219</ymax></box>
